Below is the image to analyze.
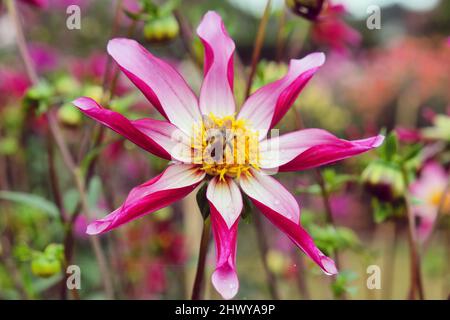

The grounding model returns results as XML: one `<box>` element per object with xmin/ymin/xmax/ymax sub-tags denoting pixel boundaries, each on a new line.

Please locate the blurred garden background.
<box><xmin>0</xmin><ymin>0</ymin><xmax>449</xmax><ymax>300</ymax></box>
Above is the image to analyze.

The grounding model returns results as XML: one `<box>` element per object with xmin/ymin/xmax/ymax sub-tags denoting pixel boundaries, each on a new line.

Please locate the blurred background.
<box><xmin>0</xmin><ymin>0</ymin><xmax>449</xmax><ymax>299</ymax></box>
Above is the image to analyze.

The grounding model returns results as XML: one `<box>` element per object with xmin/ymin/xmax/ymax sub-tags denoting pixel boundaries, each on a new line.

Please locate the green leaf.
<box><xmin>196</xmin><ymin>183</ymin><xmax>210</xmax><ymax>220</ymax></box>
<box><xmin>0</xmin><ymin>191</ymin><xmax>58</xmax><ymax>218</ymax></box>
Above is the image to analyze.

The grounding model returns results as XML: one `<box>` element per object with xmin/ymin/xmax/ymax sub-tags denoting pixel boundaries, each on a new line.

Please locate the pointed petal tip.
<box><xmin>212</xmin><ymin>269</ymin><xmax>239</xmax><ymax>300</ymax></box>
<box><xmin>72</xmin><ymin>96</ymin><xmax>95</xmax><ymax>111</ymax></box>
<box><xmin>372</xmin><ymin>134</ymin><xmax>385</xmax><ymax>148</ymax></box>
<box><xmin>321</xmin><ymin>256</ymin><xmax>338</xmax><ymax>275</ymax></box>
<box><xmin>290</xmin><ymin>52</ymin><xmax>326</xmax><ymax>71</ymax></box>
<box><xmin>86</xmin><ymin>220</ymin><xmax>110</xmax><ymax>235</ymax></box>
<box><xmin>107</xmin><ymin>38</ymin><xmax>138</xmax><ymax>57</ymax></box>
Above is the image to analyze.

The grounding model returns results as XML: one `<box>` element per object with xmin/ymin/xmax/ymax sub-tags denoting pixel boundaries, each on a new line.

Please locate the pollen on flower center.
<box><xmin>191</xmin><ymin>113</ymin><xmax>260</xmax><ymax>180</ymax></box>
<box><xmin>428</xmin><ymin>189</ymin><xmax>450</xmax><ymax>212</ymax></box>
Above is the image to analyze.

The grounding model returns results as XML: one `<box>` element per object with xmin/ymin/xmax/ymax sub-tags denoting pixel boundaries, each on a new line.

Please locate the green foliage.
<box><xmin>422</xmin><ymin>115</ymin><xmax>450</xmax><ymax>141</ymax></box>
<box><xmin>0</xmin><ymin>136</ymin><xmax>19</xmax><ymax>156</ymax></box>
<box><xmin>296</xmin><ymin>169</ymin><xmax>356</xmax><ymax>195</ymax></box>
<box><xmin>309</xmin><ymin>225</ymin><xmax>360</xmax><ymax>256</ymax></box>
<box><xmin>23</xmin><ymin>82</ymin><xmax>55</xmax><ymax>114</ymax></box>
<box><xmin>331</xmin><ymin>270</ymin><xmax>358</xmax><ymax>298</ymax></box>
<box><xmin>0</xmin><ymin>191</ymin><xmax>59</xmax><ymax>218</ymax></box>
<box><xmin>371</xmin><ymin>198</ymin><xmax>403</xmax><ymax>223</ymax></box>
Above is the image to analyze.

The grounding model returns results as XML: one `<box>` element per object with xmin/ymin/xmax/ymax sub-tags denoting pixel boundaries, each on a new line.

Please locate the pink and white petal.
<box><xmin>206</xmin><ymin>176</ymin><xmax>242</xmax><ymax>228</ymax></box>
<box><xmin>197</xmin><ymin>11</ymin><xmax>236</xmax><ymax>117</ymax></box>
<box><xmin>239</xmin><ymin>170</ymin><xmax>337</xmax><ymax>275</ymax></box>
<box><xmin>210</xmin><ymin>206</ymin><xmax>240</xmax><ymax>300</ymax></box>
<box><xmin>206</xmin><ymin>177</ymin><xmax>242</xmax><ymax>299</ymax></box>
<box><xmin>132</xmin><ymin>118</ymin><xmax>193</xmax><ymax>163</ymax></box>
<box><xmin>107</xmin><ymin>38</ymin><xmax>200</xmax><ymax>133</ymax></box>
<box><xmin>259</xmin><ymin>129</ymin><xmax>384</xmax><ymax>171</ymax></box>
<box><xmin>238</xmin><ymin>53</ymin><xmax>325</xmax><ymax>139</ymax></box>
<box><xmin>86</xmin><ymin>164</ymin><xmax>205</xmax><ymax>235</ymax></box>
<box><xmin>74</xmin><ymin>97</ymin><xmax>176</xmax><ymax>160</ymax></box>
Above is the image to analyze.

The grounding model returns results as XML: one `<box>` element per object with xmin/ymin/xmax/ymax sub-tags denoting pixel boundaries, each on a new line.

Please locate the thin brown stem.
<box><xmin>245</xmin><ymin>0</ymin><xmax>272</xmax><ymax>98</ymax></box>
<box><xmin>48</xmin><ymin>112</ymin><xmax>115</xmax><ymax>299</ymax></box>
<box><xmin>275</xmin><ymin>9</ymin><xmax>287</xmax><ymax>62</ymax></box>
<box><xmin>315</xmin><ymin>169</ymin><xmax>346</xmax><ymax>299</ymax></box>
<box><xmin>402</xmin><ymin>169</ymin><xmax>424</xmax><ymax>300</ymax></box>
<box><xmin>191</xmin><ymin>218</ymin><xmax>211</xmax><ymax>300</ymax></box>
<box><xmin>292</xmin><ymin>251</ymin><xmax>310</xmax><ymax>299</ymax></box>
<box><xmin>5</xmin><ymin>0</ymin><xmax>39</xmax><ymax>84</ymax></box>
<box><xmin>174</xmin><ymin>9</ymin><xmax>202</xmax><ymax>69</ymax></box>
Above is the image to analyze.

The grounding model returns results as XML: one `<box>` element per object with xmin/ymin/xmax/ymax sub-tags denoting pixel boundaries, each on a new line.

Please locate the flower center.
<box><xmin>428</xmin><ymin>189</ymin><xmax>450</xmax><ymax>212</ymax></box>
<box><xmin>191</xmin><ymin>114</ymin><xmax>260</xmax><ymax>180</ymax></box>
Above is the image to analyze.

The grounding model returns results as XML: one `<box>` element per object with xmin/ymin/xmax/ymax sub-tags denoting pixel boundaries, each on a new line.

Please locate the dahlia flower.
<box><xmin>312</xmin><ymin>3</ymin><xmax>361</xmax><ymax>54</ymax></box>
<box><xmin>410</xmin><ymin>162</ymin><xmax>449</xmax><ymax>242</ymax></box>
<box><xmin>73</xmin><ymin>11</ymin><xmax>383</xmax><ymax>299</ymax></box>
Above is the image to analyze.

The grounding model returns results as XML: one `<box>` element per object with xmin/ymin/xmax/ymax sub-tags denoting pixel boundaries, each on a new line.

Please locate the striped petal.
<box><xmin>207</xmin><ymin>176</ymin><xmax>242</xmax><ymax>299</ymax></box>
<box><xmin>73</xmin><ymin>97</ymin><xmax>190</xmax><ymax>161</ymax></box>
<box><xmin>239</xmin><ymin>169</ymin><xmax>337</xmax><ymax>275</ymax></box>
<box><xmin>107</xmin><ymin>38</ymin><xmax>200</xmax><ymax>134</ymax></box>
<box><xmin>259</xmin><ymin>129</ymin><xmax>384</xmax><ymax>171</ymax></box>
<box><xmin>86</xmin><ymin>164</ymin><xmax>205</xmax><ymax>235</ymax></box>
<box><xmin>238</xmin><ymin>53</ymin><xmax>325</xmax><ymax>139</ymax></box>
<box><xmin>197</xmin><ymin>11</ymin><xmax>236</xmax><ymax>117</ymax></box>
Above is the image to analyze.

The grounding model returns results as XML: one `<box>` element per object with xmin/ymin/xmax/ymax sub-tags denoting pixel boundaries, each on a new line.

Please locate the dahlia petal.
<box><xmin>239</xmin><ymin>170</ymin><xmax>337</xmax><ymax>275</ymax></box>
<box><xmin>238</xmin><ymin>53</ymin><xmax>325</xmax><ymax>139</ymax></box>
<box><xmin>209</xmin><ymin>204</ymin><xmax>240</xmax><ymax>300</ymax></box>
<box><xmin>107</xmin><ymin>38</ymin><xmax>200</xmax><ymax>134</ymax></box>
<box><xmin>197</xmin><ymin>11</ymin><xmax>236</xmax><ymax>117</ymax></box>
<box><xmin>132</xmin><ymin>118</ymin><xmax>193</xmax><ymax>163</ymax></box>
<box><xmin>259</xmin><ymin>129</ymin><xmax>384</xmax><ymax>171</ymax></box>
<box><xmin>73</xmin><ymin>97</ymin><xmax>187</xmax><ymax>161</ymax></box>
<box><xmin>206</xmin><ymin>176</ymin><xmax>242</xmax><ymax>228</ymax></box>
<box><xmin>86</xmin><ymin>164</ymin><xmax>205</xmax><ymax>235</ymax></box>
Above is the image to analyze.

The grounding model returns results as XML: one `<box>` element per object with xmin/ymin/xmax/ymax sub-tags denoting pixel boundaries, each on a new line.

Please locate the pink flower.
<box><xmin>410</xmin><ymin>162</ymin><xmax>449</xmax><ymax>242</ymax></box>
<box><xmin>29</xmin><ymin>43</ymin><xmax>58</xmax><ymax>73</ymax></box>
<box><xmin>395</xmin><ymin>127</ymin><xmax>422</xmax><ymax>143</ymax></box>
<box><xmin>312</xmin><ymin>3</ymin><xmax>361</xmax><ymax>54</ymax></box>
<box><xmin>0</xmin><ymin>69</ymin><xmax>30</xmax><ymax>103</ymax></box>
<box><xmin>19</xmin><ymin>0</ymin><xmax>48</xmax><ymax>7</ymax></box>
<box><xmin>73</xmin><ymin>11</ymin><xmax>383</xmax><ymax>299</ymax></box>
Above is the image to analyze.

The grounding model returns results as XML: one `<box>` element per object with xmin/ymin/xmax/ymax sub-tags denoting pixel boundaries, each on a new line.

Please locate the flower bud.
<box><xmin>362</xmin><ymin>161</ymin><xmax>405</xmax><ymax>203</ymax></box>
<box><xmin>58</xmin><ymin>102</ymin><xmax>82</xmax><ymax>127</ymax></box>
<box><xmin>31</xmin><ymin>255</ymin><xmax>61</xmax><ymax>278</ymax></box>
<box><xmin>144</xmin><ymin>15</ymin><xmax>179</xmax><ymax>43</ymax></box>
<box><xmin>285</xmin><ymin>0</ymin><xmax>325</xmax><ymax>20</ymax></box>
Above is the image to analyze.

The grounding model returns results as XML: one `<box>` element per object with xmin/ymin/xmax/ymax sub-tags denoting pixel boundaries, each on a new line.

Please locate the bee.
<box><xmin>203</xmin><ymin>115</ymin><xmax>235</xmax><ymax>163</ymax></box>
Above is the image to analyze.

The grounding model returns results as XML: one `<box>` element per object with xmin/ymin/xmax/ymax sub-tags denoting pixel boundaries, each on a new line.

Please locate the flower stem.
<box><xmin>191</xmin><ymin>217</ymin><xmax>211</xmax><ymax>300</ymax></box>
<box><xmin>315</xmin><ymin>169</ymin><xmax>345</xmax><ymax>299</ymax></box>
<box><xmin>245</xmin><ymin>0</ymin><xmax>272</xmax><ymax>98</ymax></box>
<box><xmin>254</xmin><ymin>212</ymin><xmax>280</xmax><ymax>299</ymax></box>
<box><xmin>275</xmin><ymin>8</ymin><xmax>287</xmax><ymax>62</ymax></box>
<box><xmin>5</xmin><ymin>0</ymin><xmax>39</xmax><ymax>84</ymax></box>
<box><xmin>401</xmin><ymin>168</ymin><xmax>424</xmax><ymax>300</ymax></box>
<box><xmin>292</xmin><ymin>251</ymin><xmax>310</xmax><ymax>299</ymax></box>
<box><xmin>48</xmin><ymin>112</ymin><xmax>115</xmax><ymax>299</ymax></box>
